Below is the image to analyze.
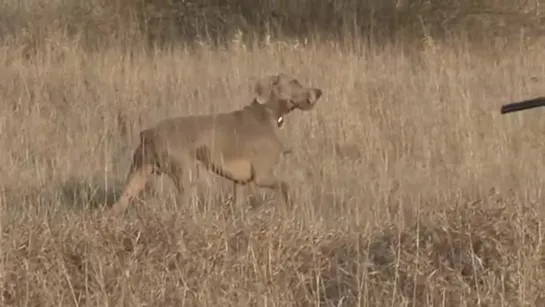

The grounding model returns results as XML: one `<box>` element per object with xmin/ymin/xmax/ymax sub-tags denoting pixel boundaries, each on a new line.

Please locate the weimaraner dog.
<box><xmin>111</xmin><ymin>73</ymin><xmax>323</xmax><ymax>215</ymax></box>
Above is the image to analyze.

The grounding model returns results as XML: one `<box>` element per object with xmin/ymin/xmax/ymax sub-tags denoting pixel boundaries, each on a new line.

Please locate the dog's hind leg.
<box><xmin>165</xmin><ymin>160</ymin><xmax>200</xmax><ymax>209</ymax></box>
<box><xmin>111</xmin><ymin>141</ymin><xmax>156</xmax><ymax>216</ymax></box>
<box><xmin>111</xmin><ymin>163</ymin><xmax>154</xmax><ymax>215</ymax></box>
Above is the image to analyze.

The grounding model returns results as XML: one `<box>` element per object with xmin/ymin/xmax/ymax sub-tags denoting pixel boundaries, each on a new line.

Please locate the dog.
<box><xmin>110</xmin><ymin>73</ymin><xmax>323</xmax><ymax>215</ymax></box>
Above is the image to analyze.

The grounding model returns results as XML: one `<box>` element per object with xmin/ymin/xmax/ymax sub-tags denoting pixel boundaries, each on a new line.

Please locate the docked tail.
<box><xmin>501</xmin><ymin>96</ymin><xmax>545</xmax><ymax>114</ymax></box>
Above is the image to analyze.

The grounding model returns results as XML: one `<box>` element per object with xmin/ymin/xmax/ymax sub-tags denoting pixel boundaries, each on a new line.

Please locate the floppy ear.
<box><xmin>254</xmin><ymin>74</ymin><xmax>280</xmax><ymax>103</ymax></box>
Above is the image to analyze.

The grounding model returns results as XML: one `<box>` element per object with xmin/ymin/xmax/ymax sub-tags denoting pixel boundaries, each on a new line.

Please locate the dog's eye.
<box><xmin>277</xmin><ymin>116</ymin><xmax>284</xmax><ymax>127</ymax></box>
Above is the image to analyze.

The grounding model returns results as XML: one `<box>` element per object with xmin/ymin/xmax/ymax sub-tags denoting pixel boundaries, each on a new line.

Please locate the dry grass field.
<box><xmin>2</xmin><ymin>6</ymin><xmax>545</xmax><ymax>305</ymax></box>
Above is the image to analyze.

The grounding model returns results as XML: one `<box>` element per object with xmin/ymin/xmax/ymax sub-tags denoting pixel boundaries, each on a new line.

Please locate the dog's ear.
<box><xmin>254</xmin><ymin>74</ymin><xmax>280</xmax><ymax>103</ymax></box>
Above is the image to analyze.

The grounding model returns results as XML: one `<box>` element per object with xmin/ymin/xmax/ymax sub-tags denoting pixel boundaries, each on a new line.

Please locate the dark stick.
<box><xmin>501</xmin><ymin>97</ymin><xmax>545</xmax><ymax>114</ymax></box>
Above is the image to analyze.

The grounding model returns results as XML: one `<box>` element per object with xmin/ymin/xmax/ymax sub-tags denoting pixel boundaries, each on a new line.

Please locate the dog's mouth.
<box><xmin>277</xmin><ymin>116</ymin><xmax>284</xmax><ymax>127</ymax></box>
<box><xmin>297</xmin><ymin>99</ymin><xmax>314</xmax><ymax>111</ymax></box>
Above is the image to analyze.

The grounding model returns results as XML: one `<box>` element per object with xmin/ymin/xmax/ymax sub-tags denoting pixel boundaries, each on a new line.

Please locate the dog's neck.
<box><xmin>248</xmin><ymin>97</ymin><xmax>290</xmax><ymax>127</ymax></box>
<box><xmin>260</xmin><ymin>97</ymin><xmax>293</xmax><ymax>116</ymax></box>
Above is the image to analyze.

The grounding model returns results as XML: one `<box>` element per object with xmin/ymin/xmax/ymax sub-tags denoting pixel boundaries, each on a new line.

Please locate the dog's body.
<box><xmin>111</xmin><ymin>74</ymin><xmax>323</xmax><ymax>215</ymax></box>
<box><xmin>138</xmin><ymin>99</ymin><xmax>286</xmax><ymax>183</ymax></box>
<box><xmin>501</xmin><ymin>97</ymin><xmax>545</xmax><ymax>114</ymax></box>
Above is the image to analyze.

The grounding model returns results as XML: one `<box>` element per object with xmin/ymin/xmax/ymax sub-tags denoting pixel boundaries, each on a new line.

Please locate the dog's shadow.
<box><xmin>60</xmin><ymin>179</ymin><xmax>121</xmax><ymax>210</ymax></box>
<box><xmin>58</xmin><ymin>177</ymin><xmax>272</xmax><ymax>212</ymax></box>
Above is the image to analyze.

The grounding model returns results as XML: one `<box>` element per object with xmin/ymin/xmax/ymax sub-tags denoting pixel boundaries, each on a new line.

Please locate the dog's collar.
<box><xmin>248</xmin><ymin>98</ymin><xmax>285</xmax><ymax>128</ymax></box>
<box><xmin>277</xmin><ymin>116</ymin><xmax>284</xmax><ymax>127</ymax></box>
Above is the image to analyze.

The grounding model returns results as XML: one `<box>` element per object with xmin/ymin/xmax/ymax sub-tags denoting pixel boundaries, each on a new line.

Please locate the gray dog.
<box><xmin>111</xmin><ymin>73</ymin><xmax>323</xmax><ymax>215</ymax></box>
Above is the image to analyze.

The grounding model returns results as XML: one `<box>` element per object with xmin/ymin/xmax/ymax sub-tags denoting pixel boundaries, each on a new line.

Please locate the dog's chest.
<box><xmin>220</xmin><ymin>123</ymin><xmax>283</xmax><ymax>157</ymax></box>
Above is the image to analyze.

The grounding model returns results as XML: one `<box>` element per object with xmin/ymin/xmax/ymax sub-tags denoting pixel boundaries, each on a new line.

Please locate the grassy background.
<box><xmin>2</xmin><ymin>0</ymin><xmax>545</xmax><ymax>306</ymax></box>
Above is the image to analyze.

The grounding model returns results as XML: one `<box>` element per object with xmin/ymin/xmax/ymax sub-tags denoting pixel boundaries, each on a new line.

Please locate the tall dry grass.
<box><xmin>2</xmin><ymin>8</ymin><xmax>545</xmax><ymax>306</ymax></box>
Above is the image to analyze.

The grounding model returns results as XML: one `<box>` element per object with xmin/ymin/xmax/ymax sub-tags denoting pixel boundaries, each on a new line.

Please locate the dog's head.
<box><xmin>254</xmin><ymin>73</ymin><xmax>323</xmax><ymax>113</ymax></box>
